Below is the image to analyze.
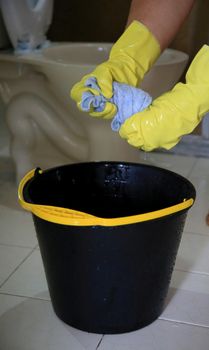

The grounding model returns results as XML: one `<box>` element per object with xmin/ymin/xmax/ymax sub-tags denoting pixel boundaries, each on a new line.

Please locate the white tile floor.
<box><xmin>0</xmin><ymin>146</ymin><xmax>209</xmax><ymax>348</ymax></box>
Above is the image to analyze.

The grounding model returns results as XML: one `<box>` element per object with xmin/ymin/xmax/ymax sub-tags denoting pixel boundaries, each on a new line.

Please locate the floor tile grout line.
<box><xmin>183</xmin><ymin>231</ymin><xmax>209</xmax><ymax>237</ymax></box>
<box><xmin>1</xmin><ymin>290</ymin><xmax>209</xmax><ymax>333</ymax></box>
<box><xmin>0</xmin><ymin>246</ymin><xmax>37</xmax><ymax>289</ymax></box>
<box><xmin>185</xmin><ymin>157</ymin><xmax>199</xmax><ymax>178</ymax></box>
<box><xmin>159</xmin><ymin>317</ymin><xmax>209</xmax><ymax>330</ymax></box>
<box><xmin>0</xmin><ymin>291</ymin><xmax>50</xmax><ymax>301</ymax></box>
<box><xmin>96</xmin><ymin>335</ymin><xmax>104</xmax><ymax>349</ymax></box>
<box><xmin>174</xmin><ymin>267</ymin><xmax>209</xmax><ymax>276</ymax></box>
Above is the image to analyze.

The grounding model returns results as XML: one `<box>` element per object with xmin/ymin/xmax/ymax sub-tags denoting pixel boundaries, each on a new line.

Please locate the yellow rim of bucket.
<box><xmin>18</xmin><ymin>168</ymin><xmax>194</xmax><ymax>227</ymax></box>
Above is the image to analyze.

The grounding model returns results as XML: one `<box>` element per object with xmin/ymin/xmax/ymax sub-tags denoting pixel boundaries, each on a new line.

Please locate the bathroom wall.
<box><xmin>48</xmin><ymin>0</ymin><xmax>131</xmax><ymax>43</ymax></box>
<box><xmin>48</xmin><ymin>0</ymin><xmax>209</xmax><ymax>61</ymax></box>
<box><xmin>0</xmin><ymin>0</ymin><xmax>208</xmax><ymax>61</ymax></box>
<box><xmin>171</xmin><ymin>0</ymin><xmax>209</xmax><ymax>63</ymax></box>
<box><xmin>0</xmin><ymin>99</ymin><xmax>9</xmax><ymax>157</ymax></box>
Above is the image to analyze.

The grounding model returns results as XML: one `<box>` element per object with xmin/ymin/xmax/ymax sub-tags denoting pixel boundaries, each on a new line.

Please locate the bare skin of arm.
<box><xmin>126</xmin><ymin>0</ymin><xmax>195</xmax><ymax>50</ymax></box>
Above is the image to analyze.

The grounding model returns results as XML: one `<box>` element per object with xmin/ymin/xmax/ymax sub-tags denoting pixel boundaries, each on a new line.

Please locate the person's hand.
<box><xmin>119</xmin><ymin>45</ymin><xmax>209</xmax><ymax>151</ymax></box>
<box><xmin>70</xmin><ymin>21</ymin><xmax>160</xmax><ymax>119</ymax></box>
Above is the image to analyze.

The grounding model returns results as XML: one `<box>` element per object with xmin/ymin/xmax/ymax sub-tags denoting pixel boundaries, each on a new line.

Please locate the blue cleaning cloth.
<box><xmin>80</xmin><ymin>77</ymin><xmax>152</xmax><ymax>131</ymax></box>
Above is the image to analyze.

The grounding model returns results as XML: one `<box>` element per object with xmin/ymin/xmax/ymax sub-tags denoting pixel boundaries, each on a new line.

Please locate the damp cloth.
<box><xmin>80</xmin><ymin>77</ymin><xmax>152</xmax><ymax>131</ymax></box>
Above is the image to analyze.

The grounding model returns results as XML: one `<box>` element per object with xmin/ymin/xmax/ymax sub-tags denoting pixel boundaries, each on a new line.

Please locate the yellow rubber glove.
<box><xmin>70</xmin><ymin>20</ymin><xmax>160</xmax><ymax>119</ymax></box>
<box><xmin>119</xmin><ymin>45</ymin><xmax>209</xmax><ymax>151</ymax></box>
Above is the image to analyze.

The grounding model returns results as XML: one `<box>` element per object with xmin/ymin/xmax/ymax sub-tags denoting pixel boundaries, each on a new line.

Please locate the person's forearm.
<box><xmin>126</xmin><ymin>0</ymin><xmax>195</xmax><ymax>50</ymax></box>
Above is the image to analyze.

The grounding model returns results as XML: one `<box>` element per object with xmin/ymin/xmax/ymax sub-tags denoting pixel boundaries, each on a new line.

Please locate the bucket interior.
<box><xmin>23</xmin><ymin>162</ymin><xmax>195</xmax><ymax>219</ymax></box>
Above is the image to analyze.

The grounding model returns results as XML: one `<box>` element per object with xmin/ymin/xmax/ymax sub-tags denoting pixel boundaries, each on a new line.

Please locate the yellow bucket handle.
<box><xmin>18</xmin><ymin>168</ymin><xmax>194</xmax><ymax>227</ymax></box>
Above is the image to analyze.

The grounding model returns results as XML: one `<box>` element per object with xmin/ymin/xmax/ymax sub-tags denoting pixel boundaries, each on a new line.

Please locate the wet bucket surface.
<box><xmin>21</xmin><ymin>162</ymin><xmax>196</xmax><ymax>334</ymax></box>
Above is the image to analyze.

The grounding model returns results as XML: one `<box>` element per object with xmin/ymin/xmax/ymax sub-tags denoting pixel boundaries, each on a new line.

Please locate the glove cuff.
<box><xmin>186</xmin><ymin>45</ymin><xmax>209</xmax><ymax>118</ymax></box>
<box><xmin>110</xmin><ymin>20</ymin><xmax>161</xmax><ymax>83</ymax></box>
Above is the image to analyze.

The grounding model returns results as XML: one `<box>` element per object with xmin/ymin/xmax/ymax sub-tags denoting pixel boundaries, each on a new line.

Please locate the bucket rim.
<box><xmin>18</xmin><ymin>166</ymin><xmax>195</xmax><ymax>227</ymax></box>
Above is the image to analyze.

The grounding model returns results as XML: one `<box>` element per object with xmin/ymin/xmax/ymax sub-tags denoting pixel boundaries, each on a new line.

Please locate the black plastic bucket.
<box><xmin>19</xmin><ymin>162</ymin><xmax>195</xmax><ymax>334</ymax></box>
